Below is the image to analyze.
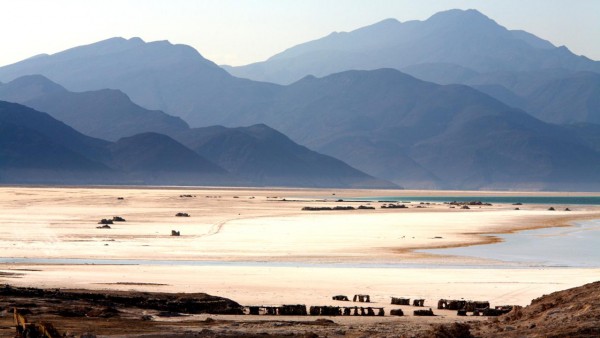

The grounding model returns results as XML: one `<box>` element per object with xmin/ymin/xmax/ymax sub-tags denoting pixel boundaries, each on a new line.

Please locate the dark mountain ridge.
<box><xmin>1</xmin><ymin>29</ymin><xmax>600</xmax><ymax>190</ymax></box>
<box><xmin>0</xmin><ymin>37</ymin><xmax>280</xmax><ymax>126</ymax></box>
<box><xmin>0</xmin><ymin>100</ymin><xmax>234</xmax><ymax>185</ymax></box>
<box><xmin>0</xmin><ymin>75</ymin><xmax>190</xmax><ymax>141</ymax></box>
<box><xmin>0</xmin><ymin>100</ymin><xmax>387</xmax><ymax>188</ymax></box>
<box><xmin>173</xmin><ymin>124</ymin><xmax>393</xmax><ymax>188</ymax></box>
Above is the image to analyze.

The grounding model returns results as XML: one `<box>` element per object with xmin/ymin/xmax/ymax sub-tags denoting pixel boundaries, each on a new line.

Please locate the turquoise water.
<box><xmin>421</xmin><ymin>219</ymin><xmax>600</xmax><ymax>268</ymax></box>
<box><xmin>348</xmin><ymin>196</ymin><xmax>600</xmax><ymax>205</ymax></box>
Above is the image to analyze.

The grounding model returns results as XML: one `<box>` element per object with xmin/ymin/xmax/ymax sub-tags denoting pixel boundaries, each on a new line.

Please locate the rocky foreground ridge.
<box><xmin>1</xmin><ymin>282</ymin><xmax>598</xmax><ymax>337</ymax></box>
<box><xmin>470</xmin><ymin>281</ymin><xmax>600</xmax><ymax>337</ymax></box>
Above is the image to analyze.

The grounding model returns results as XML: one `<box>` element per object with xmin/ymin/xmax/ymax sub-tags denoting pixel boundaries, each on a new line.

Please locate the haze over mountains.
<box><xmin>0</xmin><ymin>75</ymin><xmax>189</xmax><ymax>141</ymax></box>
<box><xmin>224</xmin><ymin>9</ymin><xmax>600</xmax><ymax>126</ymax></box>
<box><xmin>0</xmin><ymin>9</ymin><xmax>599</xmax><ymax>190</ymax></box>
<box><xmin>0</xmin><ymin>99</ymin><xmax>386</xmax><ymax>188</ymax></box>
<box><xmin>225</xmin><ymin>10</ymin><xmax>599</xmax><ymax>82</ymax></box>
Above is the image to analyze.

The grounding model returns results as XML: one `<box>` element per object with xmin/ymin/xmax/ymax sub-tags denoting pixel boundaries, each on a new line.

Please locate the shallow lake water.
<box><xmin>421</xmin><ymin>219</ymin><xmax>600</xmax><ymax>268</ymax></box>
<box><xmin>349</xmin><ymin>195</ymin><xmax>600</xmax><ymax>205</ymax></box>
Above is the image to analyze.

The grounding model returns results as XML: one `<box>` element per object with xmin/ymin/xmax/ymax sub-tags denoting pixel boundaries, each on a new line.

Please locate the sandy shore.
<box><xmin>1</xmin><ymin>186</ymin><xmax>599</xmax><ymax>312</ymax></box>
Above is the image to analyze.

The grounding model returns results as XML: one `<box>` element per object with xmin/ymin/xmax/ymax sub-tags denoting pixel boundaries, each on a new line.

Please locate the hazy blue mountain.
<box><xmin>0</xmin><ymin>75</ymin><xmax>189</xmax><ymax>141</ymax></box>
<box><xmin>173</xmin><ymin>124</ymin><xmax>396</xmax><ymax>188</ymax></box>
<box><xmin>563</xmin><ymin>123</ymin><xmax>600</xmax><ymax>153</ymax></box>
<box><xmin>0</xmin><ymin>101</ymin><xmax>113</xmax><ymax>183</ymax></box>
<box><xmin>465</xmin><ymin>70</ymin><xmax>600</xmax><ymax>124</ymax></box>
<box><xmin>109</xmin><ymin>132</ymin><xmax>225</xmax><ymax>173</ymax></box>
<box><xmin>0</xmin><ymin>100</ymin><xmax>234</xmax><ymax>185</ymax></box>
<box><xmin>519</xmin><ymin>72</ymin><xmax>600</xmax><ymax>124</ymax></box>
<box><xmin>108</xmin><ymin>132</ymin><xmax>237</xmax><ymax>185</ymax></box>
<box><xmin>0</xmin><ymin>37</ymin><xmax>280</xmax><ymax>125</ymax></box>
<box><xmin>0</xmin><ymin>100</ymin><xmax>111</xmax><ymax>163</ymax></box>
<box><xmin>0</xmin><ymin>100</ymin><xmax>387</xmax><ymax>188</ymax></box>
<box><xmin>2</xmin><ymin>34</ymin><xmax>600</xmax><ymax>189</ymax></box>
<box><xmin>471</xmin><ymin>84</ymin><xmax>527</xmax><ymax>110</ymax></box>
<box><xmin>203</xmin><ymin>69</ymin><xmax>600</xmax><ymax>190</ymax></box>
<box><xmin>224</xmin><ymin>9</ymin><xmax>600</xmax><ymax>85</ymax></box>
<box><xmin>0</xmin><ymin>122</ymin><xmax>112</xmax><ymax>184</ymax></box>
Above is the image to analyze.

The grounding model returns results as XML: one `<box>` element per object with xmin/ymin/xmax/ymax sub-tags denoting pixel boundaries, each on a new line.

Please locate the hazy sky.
<box><xmin>1</xmin><ymin>0</ymin><xmax>598</xmax><ymax>67</ymax></box>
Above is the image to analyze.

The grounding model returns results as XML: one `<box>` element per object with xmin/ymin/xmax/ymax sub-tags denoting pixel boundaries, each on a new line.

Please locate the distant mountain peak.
<box><xmin>7</xmin><ymin>74</ymin><xmax>66</xmax><ymax>91</ymax></box>
<box><xmin>426</xmin><ymin>8</ymin><xmax>500</xmax><ymax>29</ymax></box>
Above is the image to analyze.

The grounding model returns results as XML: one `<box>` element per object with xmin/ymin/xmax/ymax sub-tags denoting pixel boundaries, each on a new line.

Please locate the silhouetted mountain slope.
<box><xmin>0</xmin><ymin>101</ymin><xmax>113</xmax><ymax>183</ymax></box>
<box><xmin>0</xmin><ymin>122</ymin><xmax>110</xmax><ymax>183</ymax></box>
<box><xmin>465</xmin><ymin>70</ymin><xmax>600</xmax><ymax>124</ymax></box>
<box><xmin>0</xmin><ymin>75</ymin><xmax>189</xmax><ymax>141</ymax></box>
<box><xmin>0</xmin><ymin>100</ymin><xmax>386</xmax><ymax>188</ymax></box>
<box><xmin>224</xmin><ymin>9</ymin><xmax>600</xmax><ymax>85</ymax></box>
<box><xmin>109</xmin><ymin>132</ymin><xmax>225</xmax><ymax>173</ymax></box>
<box><xmin>520</xmin><ymin>72</ymin><xmax>600</xmax><ymax>124</ymax></box>
<box><xmin>0</xmin><ymin>37</ymin><xmax>280</xmax><ymax>125</ymax></box>
<box><xmin>2</xmin><ymin>34</ymin><xmax>600</xmax><ymax>189</ymax></box>
<box><xmin>210</xmin><ymin>69</ymin><xmax>600</xmax><ymax>190</ymax></box>
<box><xmin>173</xmin><ymin>124</ymin><xmax>396</xmax><ymax>188</ymax></box>
<box><xmin>220</xmin><ymin>9</ymin><xmax>600</xmax><ymax>126</ymax></box>
<box><xmin>0</xmin><ymin>122</ymin><xmax>98</xmax><ymax>170</ymax></box>
<box><xmin>0</xmin><ymin>100</ymin><xmax>111</xmax><ymax>163</ymax></box>
<box><xmin>108</xmin><ymin>133</ymin><xmax>235</xmax><ymax>185</ymax></box>
<box><xmin>0</xmin><ymin>101</ymin><xmax>234</xmax><ymax>185</ymax></box>
<box><xmin>563</xmin><ymin>123</ymin><xmax>600</xmax><ymax>153</ymax></box>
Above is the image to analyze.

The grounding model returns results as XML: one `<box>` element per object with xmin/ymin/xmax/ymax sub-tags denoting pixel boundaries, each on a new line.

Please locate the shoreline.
<box><xmin>1</xmin><ymin>186</ymin><xmax>599</xmax><ymax>311</ymax></box>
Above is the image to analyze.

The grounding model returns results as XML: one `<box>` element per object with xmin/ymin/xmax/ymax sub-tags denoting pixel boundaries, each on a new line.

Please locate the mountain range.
<box><xmin>224</xmin><ymin>9</ymin><xmax>600</xmax><ymax>84</ymax></box>
<box><xmin>0</xmin><ymin>9</ymin><xmax>599</xmax><ymax>190</ymax></box>
<box><xmin>0</xmin><ymin>75</ymin><xmax>189</xmax><ymax>141</ymax></box>
<box><xmin>0</xmin><ymin>99</ymin><xmax>388</xmax><ymax>188</ymax></box>
<box><xmin>223</xmin><ymin>9</ymin><xmax>600</xmax><ymax>126</ymax></box>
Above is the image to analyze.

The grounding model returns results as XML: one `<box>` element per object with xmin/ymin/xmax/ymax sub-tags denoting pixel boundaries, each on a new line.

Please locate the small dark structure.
<box><xmin>96</xmin><ymin>225</ymin><xmax>111</xmax><ymax>229</ymax></box>
<box><xmin>302</xmin><ymin>206</ymin><xmax>357</xmax><ymax>211</ymax></box>
<box><xmin>112</xmin><ymin>216</ymin><xmax>126</xmax><ymax>222</ymax></box>
<box><xmin>461</xmin><ymin>205</ymin><xmax>470</xmax><ymax>209</ymax></box>
<box><xmin>353</xmin><ymin>294</ymin><xmax>370</xmax><ymax>302</ymax></box>
<box><xmin>175</xmin><ymin>212</ymin><xmax>190</xmax><ymax>217</ymax></box>
<box><xmin>465</xmin><ymin>301</ymin><xmax>490</xmax><ymax>312</ymax></box>
<box><xmin>309</xmin><ymin>306</ymin><xmax>382</xmax><ymax>316</ymax></box>
<box><xmin>457</xmin><ymin>309</ymin><xmax>467</xmax><ymax>316</ymax></box>
<box><xmin>414</xmin><ymin>308</ymin><xmax>434</xmax><ymax>316</ymax></box>
<box><xmin>390</xmin><ymin>309</ymin><xmax>404</xmax><ymax>316</ymax></box>
<box><xmin>179</xmin><ymin>194</ymin><xmax>195</xmax><ymax>198</ymax></box>
<box><xmin>117</xmin><ymin>197</ymin><xmax>124</xmax><ymax>200</ymax></box>
<box><xmin>358</xmin><ymin>205</ymin><xmax>375</xmax><ymax>210</ymax></box>
<box><xmin>98</xmin><ymin>219</ymin><xmax>113</xmax><ymax>225</ymax></box>
<box><xmin>438</xmin><ymin>299</ymin><xmax>490</xmax><ymax>313</ymax></box>
<box><xmin>412</xmin><ymin>299</ymin><xmax>425</xmax><ymax>307</ymax></box>
<box><xmin>332</xmin><ymin>295</ymin><xmax>349</xmax><ymax>301</ymax></box>
<box><xmin>437</xmin><ymin>299</ymin><xmax>467</xmax><ymax>310</ymax></box>
<box><xmin>309</xmin><ymin>306</ymin><xmax>341</xmax><ymax>316</ymax></box>
<box><xmin>246</xmin><ymin>305</ymin><xmax>307</xmax><ymax>316</ymax></box>
<box><xmin>278</xmin><ymin>304</ymin><xmax>307</xmax><ymax>315</ymax></box>
<box><xmin>565</xmin><ymin>208</ymin><xmax>571</xmax><ymax>211</ymax></box>
<box><xmin>449</xmin><ymin>200</ymin><xmax>492</xmax><ymax>206</ymax></box>
<box><xmin>381</xmin><ymin>204</ymin><xmax>407</xmax><ymax>209</ymax></box>
<box><xmin>171</xmin><ymin>230</ymin><xmax>180</xmax><ymax>236</ymax></box>
<box><xmin>548</xmin><ymin>207</ymin><xmax>555</xmax><ymax>211</ymax></box>
<box><xmin>493</xmin><ymin>305</ymin><xmax>514</xmax><ymax>315</ymax></box>
<box><xmin>391</xmin><ymin>297</ymin><xmax>410</xmax><ymax>305</ymax></box>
